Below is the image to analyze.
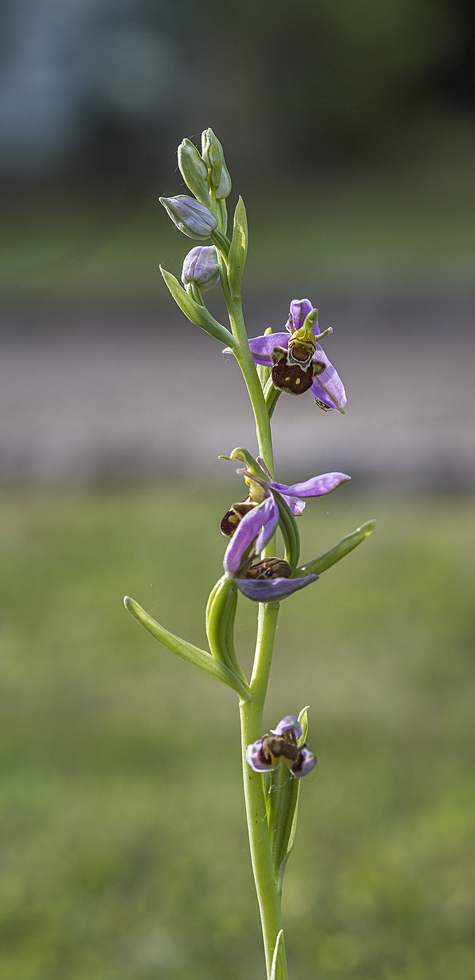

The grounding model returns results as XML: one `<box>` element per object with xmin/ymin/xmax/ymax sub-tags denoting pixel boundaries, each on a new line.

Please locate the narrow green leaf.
<box><xmin>216</xmin><ymin>198</ymin><xmax>228</xmax><ymax>234</ymax></box>
<box><xmin>160</xmin><ymin>267</ymin><xmax>237</xmax><ymax>348</ymax></box>
<box><xmin>257</xmin><ymin>361</ymin><xmax>271</xmax><ymax>389</ymax></box>
<box><xmin>205</xmin><ymin>575</ymin><xmax>250</xmax><ymax>693</ymax></box>
<box><xmin>264</xmin><ymin>378</ymin><xmax>281</xmax><ymax>419</ymax></box>
<box><xmin>270</xmin><ymin>930</ymin><xmax>286</xmax><ymax>980</ymax></box>
<box><xmin>294</xmin><ymin>519</ymin><xmax>376</xmax><ymax>577</ymax></box>
<box><xmin>210</xmin><ymin>228</ymin><xmax>231</xmax><ymax>258</ymax></box>
<box><xmin>266</xmin><ymin>760</ymin><xmax>300</xmax><ymax>893</ymax></box>
<box><xmin>187</xmin><ymin>281</ymin><xmax>205</xmax><ymax>307</ymax></box>
<box><xmin>124</xmin><ymin>596</ymin><xmax>251</xmax><ymax>701</ymax></box>
<box><xmin>227</xmin><ymin>196</ymin><xmax>248</xmax><ymax>297</ymax></box>
<box><xmin>276</xmin><ymin>788</ymin><xmax>300</xmax><ymax>894</ymax></box>
<box><xmin>298</xmin><ymin>705</ymin><xmax>309</xmax><ymax>743</ymax></box>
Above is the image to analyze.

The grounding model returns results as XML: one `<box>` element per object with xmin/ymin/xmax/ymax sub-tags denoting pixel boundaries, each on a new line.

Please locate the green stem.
<box><xmin>225</xmin><ymin>281</ymin><xmax>287</xmax><ymax>977</ymax></box>
<box><xmin>227</xmin><ymin>296</ymin><xmax>274</xmax><ymax>478</ymax></box>
<box><xmin>239</xmin><ymin>602</ymin><xmax>287</xmax><ymax>980</ymax></box>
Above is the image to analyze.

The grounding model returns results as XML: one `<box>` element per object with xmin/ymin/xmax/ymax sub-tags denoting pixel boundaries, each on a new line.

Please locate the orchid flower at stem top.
<box><xmin>249</xmin><ymin>298</ymin><xmax>347</xmax><ymax>412</ymax></box>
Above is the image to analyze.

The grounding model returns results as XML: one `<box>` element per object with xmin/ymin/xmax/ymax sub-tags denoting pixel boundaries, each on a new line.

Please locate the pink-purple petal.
<box><xmin>272</xmin><ymin>472</ymin><xmax>350</xmax><ymax>498</ymax></box>
<box><xmin>248</xmin><ymin>333</ymin><xmax>290</xmax><ymax>365</ymax></box>
<box><xmin>236</xmin><ymin>573</ymin><xmax>318</xmax><ymax>602</ymax></box>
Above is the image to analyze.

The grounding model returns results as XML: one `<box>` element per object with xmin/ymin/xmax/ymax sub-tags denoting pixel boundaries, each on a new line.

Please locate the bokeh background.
<box><xmin>1</xmin><ymin>2</ymin><xmax>474</xmax><ymax>978</ymax></box>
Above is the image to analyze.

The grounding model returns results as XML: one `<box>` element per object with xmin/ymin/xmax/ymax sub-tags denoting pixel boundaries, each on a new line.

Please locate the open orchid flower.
<box><xmin>223</xmin><ymin>494</ymin><xmax>318</xmax><ymax>601</ymax></box>
<box><xmin>246</xmin><ymin>714</ymin><xmax>316</xmax><ymax>779</ymax></box>
<box><xmin>248</xmin><ymin>298</ymin><xmax>346</xmax><ymax>412</ymax></box>
<box><xmin>221</xmin><ymin>461</ymin><xmax>350</xmax><ymax>535</ymax></box>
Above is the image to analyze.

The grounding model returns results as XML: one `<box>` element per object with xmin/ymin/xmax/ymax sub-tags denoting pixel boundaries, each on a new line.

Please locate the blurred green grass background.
<box><xmin>1</xmin><ymin>485</ymin><xmax>474</xmax><ymax>980</ymax></box>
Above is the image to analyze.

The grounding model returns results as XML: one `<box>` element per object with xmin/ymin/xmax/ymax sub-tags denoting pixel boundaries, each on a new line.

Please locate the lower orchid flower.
<box><xmin>248</xmin><ymin>298</ymin><xmax>346</xmax><ymax>412</ymax></box>
<box><xmin>223</xmin><ymin>492</ymin><xmax>318</xmax><ymax>601</ymax></box>
<box><xmin>246</xmin><ymin>714</ymin><xmax>316</xmax><ymax>779</ymax></box>
<box><xmin>221</xmin><ymin>458</ymin><xmax>350</xmax><ymax>535</ymax></box>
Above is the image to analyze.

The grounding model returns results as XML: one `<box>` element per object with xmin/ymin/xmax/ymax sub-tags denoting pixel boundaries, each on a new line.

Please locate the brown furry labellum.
<box><xmin>271</xmin><ymin>346</ymin><xmax>325</xmax><ymax>396</ymax></box>
<box><xmin>246</xmin><ymin>557</ymin><xmax>292</xmax><ymax>580</ymax></box>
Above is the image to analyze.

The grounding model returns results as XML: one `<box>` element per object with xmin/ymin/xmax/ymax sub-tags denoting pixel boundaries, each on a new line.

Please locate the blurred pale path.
<box><xmin>1</xmin><ymin>306</ymin><xmax>473</xmax><ymax>487</ymax></box>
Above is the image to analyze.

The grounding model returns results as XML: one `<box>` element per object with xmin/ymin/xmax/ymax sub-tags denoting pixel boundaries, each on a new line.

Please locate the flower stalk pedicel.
<box><xmin>125</xmin><ymin>129</ymin><xmax>375</xmax><ymax>980</ymax></box>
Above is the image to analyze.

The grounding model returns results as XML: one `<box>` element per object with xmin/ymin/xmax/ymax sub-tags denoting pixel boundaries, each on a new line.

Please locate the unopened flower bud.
<box><xmin>201</xmin><ymin>128</ymin><xmax>232</xmax><ymax>199</ymax></box>
<box><xmin>215</xmin><ymin>163</ymin><xmax>232</xmax><ymax>200</ymax></box>
<box><xmin>159</xmin><ymin>195</ymin><xmax>217</xmax><ymax>240</ymax></box>
<box><xmin>182</xmin><ymin>246</ymin><xmax>219</xmax><ymax>292</ymax></box>
<box><xmin>177</xmin><ymin>139</ymin><xmax>212</xmax><ymax>208</ymax></box>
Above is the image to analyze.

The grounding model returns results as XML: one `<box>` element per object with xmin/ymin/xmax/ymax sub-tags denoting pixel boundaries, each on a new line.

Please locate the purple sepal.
<box><xmin>270</xmin><ymin>715</ymin><xmax>303</xmax><ymax>740</ymax></box>
<box><xmin>310</xmin><ymin>344</ymin><xmax>347</xmax><ymax>411</ymax></box>
<box><xmin>246</xmin><ymin>739</ymin><xmax>277</xmax><ymax>772</ymax></box>
<box><xmin>292</xmin><ymin>746</ymin><xmax>316</xmax><ymax>779</ymax></box>
<box><xmin>288</xmin><ymin>298</ymin><xmax>313</xmax><ymax>332</ymax></box>
<box><xmin>248</xmin><ymin>333</ymin><xmax>291</xmax><ymax>365</ymax></box>
<box><xmin>223</xmin><ymin>495</ymin><xmax>279</xmax><ymax>576</ymax></box>
<box><xmin>236</xmin><ymin>573</ymin><xmax>318</xmax><ymax>603</ymax></box>
<box><xmin>272</xmin><ymin>472</ymin><xmax>350</xmax><ymax>499</ymax></box>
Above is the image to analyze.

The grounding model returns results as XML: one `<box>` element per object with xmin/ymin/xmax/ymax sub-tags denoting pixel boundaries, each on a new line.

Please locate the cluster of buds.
<box><xmin>159</xmin><ymin>128</ymin><xmax>346</xmax><ymax>410</ymax></box>
<box><xmin>160</xmin><ymin>129</ymin><xmax>232</xmax><ymax>296</ymax></box>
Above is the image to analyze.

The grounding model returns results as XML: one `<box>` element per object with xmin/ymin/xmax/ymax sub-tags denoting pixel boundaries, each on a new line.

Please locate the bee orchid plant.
<box><xmin>124</xmin><ymin>129</ymin><xmax>375</xmax><ymax>980</ymax></box>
